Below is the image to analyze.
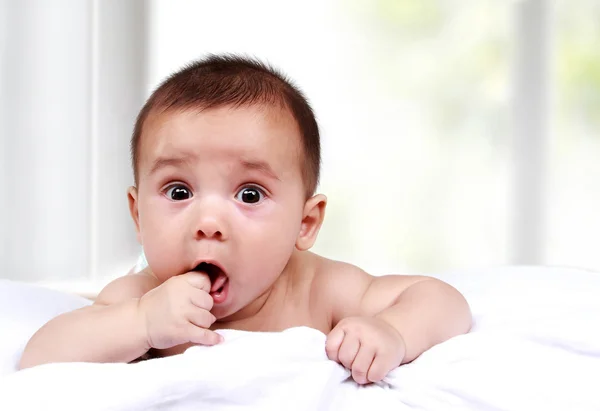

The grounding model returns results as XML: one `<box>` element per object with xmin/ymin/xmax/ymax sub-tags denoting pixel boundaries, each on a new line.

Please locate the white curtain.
<box><xmin>0</xmin><ymin>0</ymin><xmax>144</xmax><ymax>283</ymax></box>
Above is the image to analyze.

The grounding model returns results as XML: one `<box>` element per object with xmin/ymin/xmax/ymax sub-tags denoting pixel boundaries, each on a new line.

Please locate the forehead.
<box><xmin>139</xmin><ymin>105</ymin><xmax>303</xmax><ymax>177</ymax></box>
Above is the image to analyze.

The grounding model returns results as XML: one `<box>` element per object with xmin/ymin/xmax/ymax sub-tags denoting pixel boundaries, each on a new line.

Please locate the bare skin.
<box><xmin>20</xmin><ymin>250</ymin><xmax>470</xmax><ymax>384</ymax></box>
<box><xmin>19</xmin><ymin>105</ymin><xmax>472</xmax><ymax>384</ymax></box>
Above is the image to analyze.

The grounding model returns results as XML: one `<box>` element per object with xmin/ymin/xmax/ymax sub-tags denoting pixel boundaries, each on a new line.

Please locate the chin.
<box><xmin>213</xmin><ymin>301</ymin><xmax>255</xmax><ymax>324</ymax></box>
<box><xmin>211</xmin><ymin>305</ymin><xmax>236</xmax><ymax>322</ymax></box>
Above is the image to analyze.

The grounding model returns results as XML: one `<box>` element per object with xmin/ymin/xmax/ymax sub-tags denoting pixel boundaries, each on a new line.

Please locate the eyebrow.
<box><xmin>147</xmin><ymin>155</ymin><xmax>280</xmax><ymax>181</ymax></box>
<box><xmin>149</xmin><ymin>155</ymin><xmax>195</xmax><ymax>175</ymax></box>
<box><xmin>240</xmin><ymin>159</ymin><xmax>281</xmax><ymax>181</ymax></box>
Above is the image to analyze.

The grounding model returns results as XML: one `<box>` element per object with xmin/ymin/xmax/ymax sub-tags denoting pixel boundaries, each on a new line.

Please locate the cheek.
<box><xmin>241</xmin><ymin>200</ymin><xmax>302</xmax><ymax>242</ymax></box>
<box><xmin>138</xmin><ymin>197</ymin><xmax>166</xmax><ymax>239</ymax></box>
<box><xmin>137</xmin><ymin>196</ymin><xmax>185</xmax><ymax>278</ymax></box>
<box><xmin>237</xmin><ymin>203</ymin><xmax>302</xmax><ymax>270</ymax></box>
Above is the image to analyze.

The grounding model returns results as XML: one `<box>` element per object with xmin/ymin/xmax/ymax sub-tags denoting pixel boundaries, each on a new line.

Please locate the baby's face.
<box><xmin>131</xmin><ymin>105</ymin><xmax>307</xmax><ymax>319</ymax></box>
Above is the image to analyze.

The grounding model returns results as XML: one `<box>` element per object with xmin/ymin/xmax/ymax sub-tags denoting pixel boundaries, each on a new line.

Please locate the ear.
<box><xmin>296</xmin><ymin>194</ymin><xmax>327</xmax><ymax>251</ymax></box>
<box><xmin>127</xmin><ymin>186</ymin><xmax>142</xmax><ymax>244</ymax></box>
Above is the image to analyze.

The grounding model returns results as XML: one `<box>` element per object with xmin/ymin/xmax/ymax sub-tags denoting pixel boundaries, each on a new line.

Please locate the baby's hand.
<box><xmin>137</xmin><ymin>272</ymin><xmax>222</xmax><ymax>350</ymax></box>
<box><xmin>325</xmin><ymin>316</ymin><xmax>405</xmax><ymax>385</ymax></box>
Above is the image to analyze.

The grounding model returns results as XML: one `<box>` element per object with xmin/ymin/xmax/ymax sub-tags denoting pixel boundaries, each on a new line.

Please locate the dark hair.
<box><xmin>131</xmin><ymin>54</ymin><xmax>320</xmax><ymax>197</ymax></box>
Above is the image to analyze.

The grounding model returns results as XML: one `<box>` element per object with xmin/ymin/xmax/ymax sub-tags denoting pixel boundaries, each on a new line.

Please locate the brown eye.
<box><xmin>166</xmin><ymin>185</ymin><xmax>192</xmax><ymax>201</ymax></box>
<box><xmin>235</xmin><ymin>186</ymin><xmax>264</xmax><ymax>204</ymax></box>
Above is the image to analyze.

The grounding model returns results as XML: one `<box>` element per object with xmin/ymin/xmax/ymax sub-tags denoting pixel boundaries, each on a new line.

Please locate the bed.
<box><xmin>1</xmin><ymin>265</ymin><xmax>599</xmax><ymax>410</ymax></box>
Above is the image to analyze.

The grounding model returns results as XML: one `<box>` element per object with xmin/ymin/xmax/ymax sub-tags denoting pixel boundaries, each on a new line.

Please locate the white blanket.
<box><xmin>1</xmin><ymin>326</ymin><xmax>599</xmax><ymax>411</ymax></box>
<box><xmin>1</xmin><ymin>266</ymin><xmax>599</xmax><ymax>410</ymax></box>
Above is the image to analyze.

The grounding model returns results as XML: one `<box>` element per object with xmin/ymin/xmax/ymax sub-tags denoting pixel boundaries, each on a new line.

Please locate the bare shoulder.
<box><xmin>311</xmin><ymin>255</ymin><xmax>431</xmax><ymax>325</ymax></box>
<box><xmin>309</xmin><ymin>255</ymin><xmax>372</xmax><ymax>325</ymax></box>
<box><xmin>311</xmin><ymin>256</ymin><xmax>373</xmax><ymax>296</ymax></box>
<box><xmin>94</xmin><ymin>267</ymin><xmax>160</xmax><ymax>306</ymax></box>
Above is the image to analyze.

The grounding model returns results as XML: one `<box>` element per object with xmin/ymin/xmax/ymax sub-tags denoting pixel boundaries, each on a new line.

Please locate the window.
<box><xmin>1</xmin><ymin>0</ymin><xmax>599</xmax><ymax>294</ymax></box>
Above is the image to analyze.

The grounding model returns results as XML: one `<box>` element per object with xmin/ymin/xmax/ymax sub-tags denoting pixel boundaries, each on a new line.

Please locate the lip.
<box><xmin>211</xmin><ymin>278</ymin><xmax>229</xmax><ymax>305</ymax></box>
<box><xmin>190</xmin><ymin>259</ymin><xmax>227</xmax><ymax>275</ymax></box>
<box><xmin>190</xmin><ymin>258</ymin><xmax>229</xmax><ymax>293</ymax></box>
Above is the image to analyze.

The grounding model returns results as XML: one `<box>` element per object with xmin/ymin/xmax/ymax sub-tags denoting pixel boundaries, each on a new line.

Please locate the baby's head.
<box><xmin>128</xmin><ymin>55</ymin><xmax>327</xmax><ymax>320</ymax></box>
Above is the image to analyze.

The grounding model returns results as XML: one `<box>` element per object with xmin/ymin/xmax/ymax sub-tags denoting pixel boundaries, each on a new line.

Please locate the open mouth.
<box><xmin>193</xmin><ymin>262</ymin><xmax>228</xmax><ymax>296</ymax></box>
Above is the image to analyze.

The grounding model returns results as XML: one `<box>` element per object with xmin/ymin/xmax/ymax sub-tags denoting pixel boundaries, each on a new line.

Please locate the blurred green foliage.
<box><xmin>557</xmin><ymin>0</ymin><xmax>600</xmax><ymax>132</ymax></box>
<box><xmin>344</xmin><ymin>0</ymin><xmax>600</xmax><ymax>139</ymax></box>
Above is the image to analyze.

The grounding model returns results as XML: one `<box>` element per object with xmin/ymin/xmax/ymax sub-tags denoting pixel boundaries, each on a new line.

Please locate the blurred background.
<box><xmin>0</xmin><ymin>0</ymin><xmax>599</xmax><ymax>295</ymax></box>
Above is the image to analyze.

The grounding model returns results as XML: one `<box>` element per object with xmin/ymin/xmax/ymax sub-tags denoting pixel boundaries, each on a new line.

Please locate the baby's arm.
<box><xmin>18</xmin><ymin>271</ymin><xmax>157</xmax><ymax>369</ymax></box>
<box><xmin>360</xmin><ymin>272</ymin><xmax>471</xmax><ymax>362</ymax></box>
<box><xmin>320</xmin><ymin>261</ymin><xmax>471</xmax><ymax>383</ymax></box>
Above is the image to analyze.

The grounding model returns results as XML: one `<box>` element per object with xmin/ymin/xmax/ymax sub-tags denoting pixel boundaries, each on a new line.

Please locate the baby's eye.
<box><xmin>165</xmin><ymin>185</ymin><xmax>193</xmax><ymax>201</ymax></box>
<box><xmin>235</xmin><ymin>186</ymin><xmax>265</xmax><ymax>204</ymax></box>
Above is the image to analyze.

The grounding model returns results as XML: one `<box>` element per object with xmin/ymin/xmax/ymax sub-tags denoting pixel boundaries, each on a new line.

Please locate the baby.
<box><xmin>20</xmin><ymin>55</ymin><xmax>471</xmax><ymax>384</ymax></box>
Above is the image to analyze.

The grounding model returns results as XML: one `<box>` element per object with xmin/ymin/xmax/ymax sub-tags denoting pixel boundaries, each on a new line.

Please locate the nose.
<box><xmin>193</xmin><ymin>198</ymin><xmax>227</xmax><ymax>241</ymax></box>
<box><xmin>196</xmin><ymin>220</ymin><xmax>224</xmax><ymax>240</ymax></box>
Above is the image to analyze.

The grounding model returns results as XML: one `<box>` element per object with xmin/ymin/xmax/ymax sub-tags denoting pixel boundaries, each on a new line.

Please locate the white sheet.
<box><xmin>1</xmin><ymin>266</ymin><xmax>599</xmax><ymax>410</ymax></box>
<box><xmin>1</xmin><ymin>326</ymin><xmax>599</xmax><ymax>411</ymax></box>
<box><xmin>0</xmin><ymin>279</ymin><xmax>91</xmax><ymax>376</ymax></box>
